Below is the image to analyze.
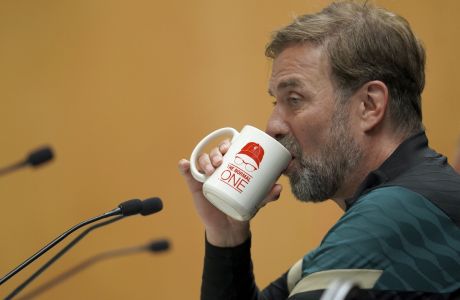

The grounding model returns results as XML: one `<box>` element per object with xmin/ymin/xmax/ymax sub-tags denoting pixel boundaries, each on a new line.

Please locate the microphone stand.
<box><xmin>4</xmin><ymin>216</ymin><xmax>124</xmax><ymax>300</ymax></box>
<box><xmin>3</xmin><ymin>198</ymin><xmax>163</xmax><ymax>299</ymax></box>
<box><xmin>15</xmin><ymin>244</ymin><xmax>146</xmax><ymax>300</ymax></box>
<box><xmin>0</xmin><ymin>208</ymin><xmax>121</xmax><ymax>286</ymax></box>
<box><xmin>0</xmin><ymin>146</ymin><xmax>54</xmax><ymax>177</ymax></box>
<box><xmin>14</xmin><ymin>239</ymin><xmax>169</xmax><ymax>300</ymax></box>
<box><xmin>0</xmin><ymin>161</ymin><xmax>27</xmax><ymax>177</ymax></box>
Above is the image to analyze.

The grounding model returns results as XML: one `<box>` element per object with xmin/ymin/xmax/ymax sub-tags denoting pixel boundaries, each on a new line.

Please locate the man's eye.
<box><xmin>288</xmin><ymin>97</ymin><xmax>300</xmax><ymax>105</ymax></box>
<box><xmin>272</xmin><ymin>100</ymin><xmax>277</xmax><ymax>106</ymax></box>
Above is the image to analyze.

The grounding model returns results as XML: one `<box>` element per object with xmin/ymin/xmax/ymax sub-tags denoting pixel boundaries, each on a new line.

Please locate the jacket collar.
<box><xmin>344</xmin><ymin>131</ymin><xmax>429</xmax><ymax>210</ymax></box>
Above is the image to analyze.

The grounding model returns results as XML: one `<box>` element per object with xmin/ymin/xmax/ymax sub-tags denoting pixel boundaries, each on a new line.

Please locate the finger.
<box><xmin>209</xmin><ymin>147</ymin><xmax>224</xmax><ymax>167</ymax></box>
<box><xmin>178</xmin><ymin>159</ymin><xmax>203</xmax><ymax>193</ymax></box>
<box><xmin>198</xmin><ymin>153</ymin><xmax>214</xmax><ymax>176</ymax></box>
<box><xmin>259</xmin><ymin>184</ymin><xmax>283</xmax><ymax>207</ymax></box>
<box><xmin>218</xmin><ymin>139</ymin><xmax>231</xmax><ymax>155</ymax></box>
<box><xmin>178</xmin><ymin>158</ymin><xmax>191</xmax><ymax>176</ymax></box>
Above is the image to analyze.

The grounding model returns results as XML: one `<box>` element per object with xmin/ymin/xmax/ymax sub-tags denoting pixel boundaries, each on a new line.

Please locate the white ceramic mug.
<box><xmin>190</xmin><ymin>125</ymin><xmax>291</xmax><ymax>221</ymax></box>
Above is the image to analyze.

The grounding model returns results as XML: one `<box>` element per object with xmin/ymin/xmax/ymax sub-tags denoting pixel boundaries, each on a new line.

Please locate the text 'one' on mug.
<box><xmin>190</xmin><ymin>125</ymin><xmax>291</xmax><ymax>221</ymax></box>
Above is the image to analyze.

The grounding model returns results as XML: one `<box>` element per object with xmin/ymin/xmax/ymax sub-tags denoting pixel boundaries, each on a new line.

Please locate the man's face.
<box><xmin>266</xmin><ymin>44</ymin><xmax>362</xmax><ymax>202</ymax></box>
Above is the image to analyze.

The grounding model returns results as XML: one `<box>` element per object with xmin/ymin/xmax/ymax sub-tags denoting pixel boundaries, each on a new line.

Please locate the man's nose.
<box><xmin>266</xmin><ymin>109</ymin><xmax>289</xmax><ymax>141</ymax></box>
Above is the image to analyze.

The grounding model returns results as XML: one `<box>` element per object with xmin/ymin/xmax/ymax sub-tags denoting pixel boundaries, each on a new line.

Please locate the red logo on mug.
<box><xmin>219</xmin><ymin>142</ymin><xmax>265</xmax><ymax>193</ymax></box>
<box><xmin>234</xmin><ymin>142</ymin><xmax>264</xmax><ymax>172</ymax></box>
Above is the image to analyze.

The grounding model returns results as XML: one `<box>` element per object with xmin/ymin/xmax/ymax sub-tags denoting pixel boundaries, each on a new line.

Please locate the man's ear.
<box><xmin>357</xmin><ymin>80</ymin><xmax>389</xmax><ymax>132</ymax></box>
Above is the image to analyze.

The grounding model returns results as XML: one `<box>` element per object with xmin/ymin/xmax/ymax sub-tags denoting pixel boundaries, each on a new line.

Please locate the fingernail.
<box><xmin>205</xmin><ymin>165</ymin><xmax>214</xmax><ymax>174</ymax></box>
<box><xmin>219</xmin><ymin>142</ymin><xmax>229</xmax><ymax>151</ymax></box>
<box><xmin>178</xmin><ymin>160</ymin><xmax>186</xmax><ymax>173</ymax></box>
<box><xmin>210</xmin><ymin>155</ymin><xmax>217</xmax><ymax>163</ymax></box>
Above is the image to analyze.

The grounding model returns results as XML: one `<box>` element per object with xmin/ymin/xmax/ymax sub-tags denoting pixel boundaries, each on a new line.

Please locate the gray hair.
<box><xmin>266</xmin><ymin>1</ymin><xmax>425</xmax><ymax>135</ymax></box>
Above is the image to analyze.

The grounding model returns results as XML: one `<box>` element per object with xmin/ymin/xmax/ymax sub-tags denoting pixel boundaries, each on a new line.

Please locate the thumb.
<box><xmin>178</xmin><ymin>159</ymin><xmax>204</xmax><ymax>194</ymax></box>
<box><xmin>258</xmin><ymin>184</ymin><xmax>283</xmax><ymax>208</ymax></box>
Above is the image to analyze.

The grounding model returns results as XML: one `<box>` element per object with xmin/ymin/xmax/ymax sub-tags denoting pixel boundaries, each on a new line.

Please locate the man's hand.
<box><xmin>178</xmin><ymin>140</ymin><xmax>282</xmax><ymax>247</ymax></box>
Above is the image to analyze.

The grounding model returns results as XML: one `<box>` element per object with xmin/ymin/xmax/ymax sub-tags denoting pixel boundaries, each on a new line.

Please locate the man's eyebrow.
<box><xmin>278</xmin><ymin>78</ymin><xmax>303</xmax><ymax>90</ymax></box>
<box><xmin>268</xmin><ymin>78</ymin><xmax>303</xmax><ymax>96</ymax></box>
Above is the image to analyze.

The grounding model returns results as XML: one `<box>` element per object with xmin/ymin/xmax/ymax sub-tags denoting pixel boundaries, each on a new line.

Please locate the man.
<box><xmin>179</xmin><ymin>1</ymin><xmax>460</xmax><ymax>299</ymax></box>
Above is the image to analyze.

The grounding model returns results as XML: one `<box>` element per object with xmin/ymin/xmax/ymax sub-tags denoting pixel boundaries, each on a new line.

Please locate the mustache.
<box><xmin>277</xmin><ymin>135</ymin><xmax>302</xmax><ymax>158</ymax></box>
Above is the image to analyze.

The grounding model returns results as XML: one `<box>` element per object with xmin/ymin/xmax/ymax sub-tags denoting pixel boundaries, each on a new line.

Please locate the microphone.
<box><xmin>0</xmin><ymin>146</ymin><xmax>54</xmax><ymax>177</ymax></box>
<box><xmin>26</xmin><ymin>147</ymin><xmax>54</xmax><ymax>167</ymax></box>
<box><xmin>13</xmin><ymin>239</ymin><xmax>171</xmax><ymax>300</ymax></box>
<box><xmin>0</xmin><ymin>197</ymin><xmax>162</xmax><ymax>286</ymax></box>
<box><xmin>146</xmin><ymin>239</ymin><xmax>170</xmax><ymax>252</ymax></box>
<box><xmin>118</xmin><ymin>198</ymin><xmax>143</xmax><ymax>216</ymax></box>
<box><xmin>4</xmin><ymin>197</ymin><xmax>164</xmax><ymax>299</ymax></box>
<box><xmin>141</xmin><ymin>197</ymin><xmax>163</xmax><ymax>215</ymax></box>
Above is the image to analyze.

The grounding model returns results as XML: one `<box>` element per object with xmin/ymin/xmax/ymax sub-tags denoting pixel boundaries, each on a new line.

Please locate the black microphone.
<box><xmin>14</xmin><ymin>238</ymin><xmax>171</xmax><ymax>300</ymax></box>
<box><xmin>0</xmin><ymin>146</ymin><xmax>54</xmax><ymax>177</ymax></box>
<box><xmin>141</xmin><ymin>197</ymin><xmax>163</xmax><ymax>215</ymax></box>
<box><xmin>118</xmin><ymin>199</ymin><xmax>143</xmax><ymax>216</ymax></box>
<box><xmin>4</xmin><ymin>197</ymin><xmax>164</xmax><ymax>299</ymax></box>
<box><xmin>0</xmin><ymin>198</ymin><xmax>155</xmax><ymax>286</ymax></box>
<box><xmin>146</xmin><ymin>239</ymin><xmax>170</xmax><ymax>252</ymax></box>
<box><xmin>26</xmin><ymin>147</ymin><xmax>54</xmax><ymax>167</ymax></box>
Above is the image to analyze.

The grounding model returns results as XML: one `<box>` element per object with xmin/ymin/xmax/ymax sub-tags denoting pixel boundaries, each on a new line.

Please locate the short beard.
<box><xmin>278</xmin><ymin>105</ymin><xmax>362</xmax><ymax>202</ymax></box>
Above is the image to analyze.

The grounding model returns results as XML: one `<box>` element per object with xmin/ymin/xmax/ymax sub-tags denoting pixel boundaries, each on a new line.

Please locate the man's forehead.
<box><xmin>272</xmin><ymin>43</ymin><xmax>325</xmax><ymax>67</ymax></box>
<box><xmin>268</xmin><ymin>44</ymin><xmax>331</xmax><ymax>94</ymax></box>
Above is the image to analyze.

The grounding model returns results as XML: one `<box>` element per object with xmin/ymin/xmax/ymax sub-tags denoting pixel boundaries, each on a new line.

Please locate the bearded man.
<box><xmin>179</xmin><ymin>1</ymin><xmax>460</xmax><ymax>299</ymax></box>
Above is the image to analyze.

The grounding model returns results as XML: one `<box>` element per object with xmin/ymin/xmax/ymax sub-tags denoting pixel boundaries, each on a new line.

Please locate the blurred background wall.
<box><xmin>0</xmin><ymin>0</ymin><xmax>459</xmax><ymax>299</ymax></box>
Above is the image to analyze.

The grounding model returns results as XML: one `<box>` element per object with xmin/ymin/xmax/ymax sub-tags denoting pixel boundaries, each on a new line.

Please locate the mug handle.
<box><xmin>190</xmin><ymin>127</ymin><xmax>239</xmax><ymax>183</ymax></box>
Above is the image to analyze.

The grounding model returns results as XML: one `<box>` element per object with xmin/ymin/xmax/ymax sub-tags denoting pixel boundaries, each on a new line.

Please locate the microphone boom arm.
<box><xmin>0</xmin><ymin>208</ymin><xmax>121</xmax><ymax>285</ymax></box>
<box><xmin>5</xmin><ymin>216</ymin><xmax>125</xmax><ymax>300</ymax></box>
